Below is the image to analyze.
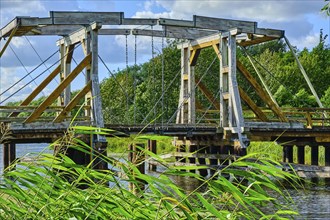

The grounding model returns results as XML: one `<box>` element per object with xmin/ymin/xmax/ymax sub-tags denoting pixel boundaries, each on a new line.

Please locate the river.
<box><xmin>0</xmin><ymin>144</ymin><xmax>330</xmax><ymax>219</ymax></box>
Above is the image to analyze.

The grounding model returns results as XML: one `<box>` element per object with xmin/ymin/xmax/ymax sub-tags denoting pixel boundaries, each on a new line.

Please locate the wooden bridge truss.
<box><xmin>1</xmin><ymin>11</ymin><xmax>330</xmax><ymax>176</ymax></box>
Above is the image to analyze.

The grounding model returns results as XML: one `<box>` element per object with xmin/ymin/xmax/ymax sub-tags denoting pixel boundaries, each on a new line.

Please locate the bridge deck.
<box><xmin>2</xmin><ymin>121</ymin><xmax>330</xmax><ymax>145</ymax></box>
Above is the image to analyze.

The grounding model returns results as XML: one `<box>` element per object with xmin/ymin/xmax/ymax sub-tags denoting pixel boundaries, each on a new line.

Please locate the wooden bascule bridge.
<box><xmin>0</xmin><ymin>11</ymin><xmax>330</xmax><ymax>177</ymax></box>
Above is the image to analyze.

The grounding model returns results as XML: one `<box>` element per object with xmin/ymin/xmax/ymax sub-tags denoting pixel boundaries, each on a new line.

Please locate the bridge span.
<box><xmin>1</xmin><ymin>11</ymin><xmax>330</xmax><ymax>177</ymax></box>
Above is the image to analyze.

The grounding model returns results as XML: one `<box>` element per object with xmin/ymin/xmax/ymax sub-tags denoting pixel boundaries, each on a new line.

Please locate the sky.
<box><xmin>0</xmin><ymin>0</ymin><xmax>329</xmax><ymax>104</ymax></box>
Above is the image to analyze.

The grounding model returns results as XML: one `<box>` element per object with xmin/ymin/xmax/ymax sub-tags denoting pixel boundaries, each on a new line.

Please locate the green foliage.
<box><xmin>321</xmin><ymin>86</ymin><xmax>330</xmax><ymax>107</ymax></box>
<box><xmin>0</xmin><ymin>127</ymin><xmax>299</xmax><ymax>219</ymax></box>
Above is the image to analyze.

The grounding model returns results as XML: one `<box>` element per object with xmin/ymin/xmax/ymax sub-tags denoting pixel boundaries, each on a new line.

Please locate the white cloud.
<box><xmin>292</xmin><ymin>33</ymin><xmax>320</xmax><ymax>50</ymax></box>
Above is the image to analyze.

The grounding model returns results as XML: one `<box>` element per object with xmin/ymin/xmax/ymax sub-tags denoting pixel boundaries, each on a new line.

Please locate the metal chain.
<box><xmin>134</xmin><ymin>35</ymin><xmax>137</xmax><ymax>124</ymax></box>
<box><xmin>125</xmin><ymin>34</ymin><xmax>129</xmax><ymax>123</ymax></box>
<box><xmin>151</xmin><ymin>25</ymin><xmax>156</xmax><ymax>122</ymax></box>
<box><xmin>161</xmin><ymin>31</ymin><xmax>165</xmax><ymax>127</ymax></box>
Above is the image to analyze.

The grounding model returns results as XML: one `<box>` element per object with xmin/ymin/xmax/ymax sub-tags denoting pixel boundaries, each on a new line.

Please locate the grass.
<box><xmin>0</xmin><ymin>126</ymin><xmax>301</xmax><ymax>219</ymax></box>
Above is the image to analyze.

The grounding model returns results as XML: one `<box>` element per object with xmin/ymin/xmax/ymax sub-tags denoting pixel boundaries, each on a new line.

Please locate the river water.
<box><xmin>0</xmin><ymin>144</ymin><xmax>330</xmax><ymax>219</ymax></box>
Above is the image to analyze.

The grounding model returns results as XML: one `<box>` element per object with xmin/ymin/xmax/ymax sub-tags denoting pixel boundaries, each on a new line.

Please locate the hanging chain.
<box><xmin>161</xmin><ymin>30</ymin><xmax>165</xmax><ymax>127</ymax></box>
<box><xmin>134</xmin><ymin>35</ymin><xmax>137</xmax><ymax>124</ymax></box>
<box><xmin>151</xmin><ymin>25</ymin><xmax>156</xmax><ymax>122</ymax></box>
<box><xmin>125</xmin><ymin>34</ymin><xmax>129</xmax><ymax>123</ymax></box>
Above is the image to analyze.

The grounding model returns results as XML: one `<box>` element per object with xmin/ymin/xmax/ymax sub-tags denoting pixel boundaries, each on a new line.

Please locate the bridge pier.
<box><xmin>311</xmin><ymin>145</ymin><xmax>319</xmax><ymax>166</ymax></box>
<box><xmin>2</xmin><ymin>142</ymin><xmax>16</xmax><ymax>171</ymax></box>
<box><xmin>325</xmin><ymin>145</ymin><xmax>330</xmax><ymax>166</ymax></box>
<box><xmin>297</xmin><ymin>145</ymin><xmax>305</xmax><ymax>165</ymax></box>
<box><xmin>283</xmin><ymin>145</ymin><xmax>294</xmax><ymax>163</ymax></box>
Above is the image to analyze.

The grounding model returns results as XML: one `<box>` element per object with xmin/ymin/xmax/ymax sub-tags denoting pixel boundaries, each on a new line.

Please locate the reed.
<box><xmin>0</xmin><ymin>126</ymin><xmax>300</xmax><ymax>219</ymax></box>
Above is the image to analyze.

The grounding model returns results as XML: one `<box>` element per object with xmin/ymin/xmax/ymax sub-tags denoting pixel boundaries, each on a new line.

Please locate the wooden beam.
<box><xmin>50</xmin><ymin>11</ymin><xmax>123</xmax><ymax>25</ymax></box>
<box><xmin>57</xmin><ymin>23</ymin><xmax>101</xmax><ymax>46</ymax></box>
<box><xmin>189</xmin><ymin>49</ymin><xmax>201</xmax><ymax>66</ymax></box>
<box><xmin>195</xmin><ymin>78</ymin><xmax>220</xmax><ymax>110</ymax></box>
<box><xmin>212</xmin><ymin>43</ymin><xmax>221</xmax><ymax>60</ymax></box>
<box><xmin>100</xmin><ymin>29</ymin><xmax>131</xmax><ymax>35</ymax></box>
<box><xmin>122</xmin><ymin>18</ymin><xmax>157</xmax><ymax>26</ymax></box>
<box><xmin>194</xmin><ymin>15</ymin><xmax>257</xmax><ymax>33</ymax></box>
<box><xmin>238</xmin><ymin>87</ymin><xmax>268</xmax><ymax>122</ymax></box>
<box><xmin>0</xmin><ymin>17</ymin><xmax>19</xmax><ymax>38</ymax></box>
<box><xmin>9</xmin><ymin>65</ymin><xmax>61</xmax><ymax>117</ymax></box>
<box><xmin>237</xmin><ymin>60</ymin><xmax>288</xmax><ymax>122</ymax></box>
<box><xmin>24</xmin><ymin>25</ymin><xmax>83</xmax><ymax>36</ymax></box>
<box><xmin>53</xmin><ymin>81</ymin><xmax>92</xmax><ymax>123</ymax></box>
<box><xmin>0</xmin><ymin>24</ymin><xmax>18</xmax><ymax>57</ymax></box>
<box><xmin>24</xmin><ymin>54</ymin><xmax>91</xmax><ymax>123</ymax></box>
<box><xmin>166</xmin><ymin>26</ymin><xmax>217</xmax><ymax>39</ymax></box>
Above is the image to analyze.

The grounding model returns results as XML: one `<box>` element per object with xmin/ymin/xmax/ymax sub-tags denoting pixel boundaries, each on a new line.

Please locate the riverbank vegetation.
<box><xmin>0</xmin><ymin>126</ymin><xmax>300</xmax><ymax>219</ymax></box>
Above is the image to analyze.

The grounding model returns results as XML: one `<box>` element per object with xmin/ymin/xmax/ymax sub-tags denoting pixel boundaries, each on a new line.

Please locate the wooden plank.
<box><xmin>237</xmin><ymin>60</ymin><xmax>288</xmax><ymax>122</ymax></box>
<box><xmin>24</xmin><ymin>54</ymin><xmax>91</xmax><ymax>123</ymax></box>
<box><xmin>0</xmin><ymin>24</ymin><xmax>18</xmax><ymax>57</ymax></box>
<box><xmin>99</xmin><ymin>29</ymin><xmax>131</xmax><ymax>35</ymax></box>
<box><xmin>122</xmin><ymin>18</ymin><xmax>157</xmax><ymax>25</ymax></box>
<box><xmin>24</xmin><ymin>25</ymin><xmax>83</xmax><ymax>36</ymax></box>
<box><xmin>158</xmin><ymin>18</ymin><xmax>194</xmax><ymax>27</ymax></box>
<box><xmin>9</xmin><ymin>65</ymin><xmax>61</xmax><ymax>117</ymax></box>
<box><xmin>0</xmin><ymin>17</ymin><xmax>19</xmax><ymax>38</ymax></box>
<box><xmin>239</xmin><ymin>87</ymin><xmax>268</xmax><ymax>121</ymax></box>
<box><xmin>53</xmin><ymin>81</ymin><xmax>92</xmax><ymax>123</ymax></box>
<box><xmin>166</xmin><ymin>26</ymin><xmax>217</xmax><ymax>39</ymax></box>
<box><xmin>50</xmin><ymin>11</ymin><xmax>123</xmax><ymax>25</ymax></box>
<box><xmin>255</xmin><ymin>28</ymin><xmax>284</xmax><ymax>38</ymax></box>
<box><xmin>194</xmin><ymin>15</ymin><xmax>257</xmax><ymax>33</ymax></box>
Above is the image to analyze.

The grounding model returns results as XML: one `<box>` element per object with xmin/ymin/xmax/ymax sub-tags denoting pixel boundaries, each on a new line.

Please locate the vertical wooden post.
<box><xmin>147</xmin><ymin>140</ymin><xmax>157</xmax><ymax>171</ymax></box>
<box><xmin>209</xmin><ymin>146</ymin><xmax>219</xmax><ymax>176</ymax></box>
<box><xmin>3</xmin><ymin>143</ymin><xmax>16</xmax><ymax>171</ymax></box>
<box><xmin>189</xmin><ymin>144</ymin><xmax>197</xmax><ymax>173</ymax></box>
<box><xmin>297</xmin><ymin>145</ymin><xmax>305</xmax><ymax>165</ymax></box>
<box><xmin>3</xmin><ymin>144</ymin><xmax>9</xmax><ymax>170</ymax></box>
<box><xmin>311</xmin><ymin>145</ymin><xmax>319</xmax><ymax>166</ymax></box>
<box><xmin>221</xmin><ymin>145</ymin><xmax>230</xmax><ymax>166</ymax></box>
<box><xmin>198</xmin><ymin>145</ymin><xmax>208</xmax><ymax>177</ymax></box>
<box><xmin>128</xmin><ymin>143</ymin><xmax>145</xmax><ymax>194</ymax></box>
<box><xmin>283</xmin><ymin>145</ymin><xmax>293</xmax><ymax>163</ymax></box>
<box><xmin>325</xmin><ymin>145</ymin><xmax>330</xmax><ymax>166</ymax></box>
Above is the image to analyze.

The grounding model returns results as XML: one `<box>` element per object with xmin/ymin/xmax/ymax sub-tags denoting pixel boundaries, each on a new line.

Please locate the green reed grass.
<box><xmin>0</xmin><ymin>126</ymin><xmax>300</xmax><ymax>219</ymax></box>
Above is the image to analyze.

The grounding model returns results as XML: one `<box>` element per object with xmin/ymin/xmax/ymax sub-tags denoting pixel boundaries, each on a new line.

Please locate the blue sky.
<box><xmin>0</xmin><ymin>0</ymin><xmax>329</xmax><ymax>103</ymax></box>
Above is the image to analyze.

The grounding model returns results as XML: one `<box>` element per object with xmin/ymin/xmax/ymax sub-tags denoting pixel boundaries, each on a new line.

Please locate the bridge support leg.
<box><xmin>325</xmin><ymin>145</ymin><xmax>330</xmax><ymax>166</ymax></box>
<box><xmin>297</xmin><ymin>145</ymin><xmax>305</xmax><ymax>165</ymax></box>
<box><xmin>128</xmin><ymin>143</ymin><xmax>146</xmax><ymax>194</ymax></box>
<box><xmin>147</xmin><ymin>140</ymin><xmax>157</xmax><ymax>171</ymax></box>
<box><xmin>283</xmin><ymin>145</ymin><xmax>293</xmax><ymax>163</ymax></box>
<box><xmin>311</xmin><ymin>145</ymin><xmax>319</xmax><ymax>166</ymax></box>
<box><xmin>3</xmin><ymin>142</ymin><xmax>16</xmax><ymax>171</ymax></box>
<box><xmin>209</xmin><ymin>146</ymin><xmax>219</xmax><ymax>176</ymax></box>
<box><xmin>189</xmin><ymin>144</ymin><xmax>197</xmax><ymax>173</ymax></box>
<box><xmin>198</xmin><ymin>145</ymin><xmax>208</xmax><ymax>177</ymax></box>
<box><xmin>221</xmin><ymin>145</ymin><xmax>230</xmax><ymax>166</ymax></box>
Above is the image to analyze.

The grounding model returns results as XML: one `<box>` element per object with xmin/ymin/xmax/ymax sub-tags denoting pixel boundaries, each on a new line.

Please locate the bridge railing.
<box><xmin>0</xmin><ymin>105</ymin><xmax>91</xmax><ymax>123</ymax></box>
<box><xmin>197</xmin><ymin>107</ymin><xmax>330</xmax><ymax>128</ymax></box>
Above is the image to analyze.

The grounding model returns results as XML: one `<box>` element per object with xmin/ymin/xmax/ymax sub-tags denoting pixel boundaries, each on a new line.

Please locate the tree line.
<box><xmin>100</xmin><ymin>31</ymin><xmax>330</xmax><ymax>124</ymax></box>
